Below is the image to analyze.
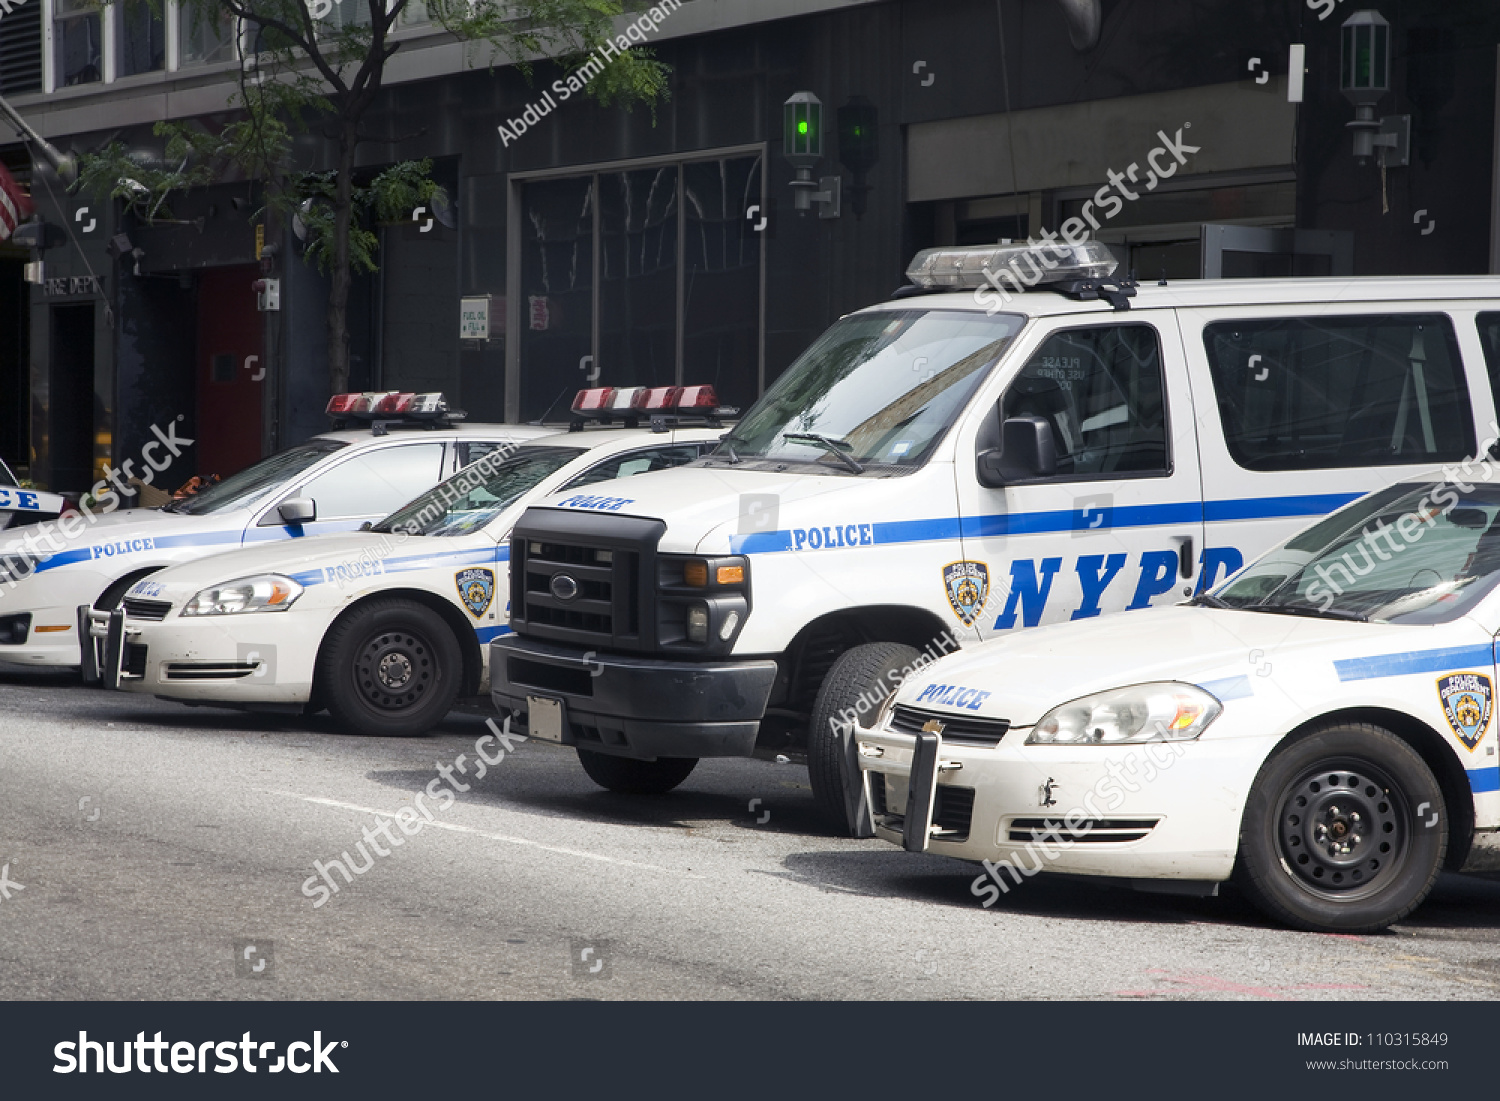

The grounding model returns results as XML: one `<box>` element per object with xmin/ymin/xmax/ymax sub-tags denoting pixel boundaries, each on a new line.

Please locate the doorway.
<box><xmin>195</xmin><ymin>265</ymin><xmax>264</xmax><ymax>477</ymax></box>
<box><xmin>48</xmin><ymin>302</ymin><xmax>95</xmax><ymax>491</ymax></box>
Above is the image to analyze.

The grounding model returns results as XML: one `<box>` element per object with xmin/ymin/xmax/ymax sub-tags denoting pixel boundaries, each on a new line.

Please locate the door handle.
<box><xmin>1175</xmin><ymin>536</ymin><xmax>1194</xmax><ymax>579</ymax></box>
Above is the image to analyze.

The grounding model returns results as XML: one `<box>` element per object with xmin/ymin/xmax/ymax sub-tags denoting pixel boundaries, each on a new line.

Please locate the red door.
<box><xmin>195</xmin><ymin>266</ymin><xmax>264</xmax><ymax>478</ymax></box>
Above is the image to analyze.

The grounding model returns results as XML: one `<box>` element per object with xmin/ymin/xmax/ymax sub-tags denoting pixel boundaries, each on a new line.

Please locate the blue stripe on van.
<box><xmin>1469</xmin><ymin>767</ymin><xmax>1499</xmax><ymax>794</ymax></box>
<box><xmin>1333</xmin><ymin>645</ymin><xmax>1495</xmax><ymax>682</ymax></box>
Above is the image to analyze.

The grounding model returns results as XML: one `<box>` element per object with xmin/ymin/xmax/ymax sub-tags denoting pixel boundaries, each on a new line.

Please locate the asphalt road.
<box><xmin>1</xmin><ymin>670</ymin><xmax>1497</xmax><ymax>1001</ymax></box>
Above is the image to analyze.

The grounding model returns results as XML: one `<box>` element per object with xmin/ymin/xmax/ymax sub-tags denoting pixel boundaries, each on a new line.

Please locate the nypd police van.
<box><xmin>488</xmin><ymin>241</ymin><xmax>1500</xmax><ymax>831</ymax></box>
<box><xmin>0</xmin><ymin>392</ymin><xmax>548</xmax><ymax>672</ymax></box>
<box><xmin>104</xmin><ymin>392</ymin><xmax>730</xmax><ymax>736</ymax></box>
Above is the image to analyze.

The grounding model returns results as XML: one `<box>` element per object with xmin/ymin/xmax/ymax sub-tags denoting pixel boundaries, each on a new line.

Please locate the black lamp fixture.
<box><xmin>1341</xmin><ymin>9</ymin><xmax>1408</xmax><ymax>167</ymax></box>
<box><xmin>836</xmin><ymin>96</ymin><xmax>879</xmax><ymax>220</ymax></box>
<box><xmin>783</xmin><ymin>91</ymin><xmax>840</xmax><ymax>218</ymax></box>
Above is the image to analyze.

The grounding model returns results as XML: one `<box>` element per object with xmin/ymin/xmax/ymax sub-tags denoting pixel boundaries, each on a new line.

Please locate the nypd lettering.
<box><xmin>1438</xmin><ymin>673</ymin><xmax>1492</xmax><ymax>751</ymax></box>
<box><xmin>914</xmin><ymin>683</ymin><xmax>993</xmax><ymax>711</ymax></box>
<box><xmin>791</xmin><ymin>523</ymin><xmax>874</xmax><ymax>551</ymax></box>
<box><xmin>557</xmin><ymin>495</ymin><xmax>633</xmax><ymax>512</ymax></box>
<box><xmin>90</xmin><ymin>537</ymin><xmax>155</xmax><ymax>560</ymax></box>
<box><xmin>457</xmin><ymin>567</ymin><xmax>496</xmax><ymax>618</ymax></box>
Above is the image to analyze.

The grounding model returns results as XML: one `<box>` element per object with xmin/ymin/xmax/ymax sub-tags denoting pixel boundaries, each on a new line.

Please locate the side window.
<box><xmin>1204</xmin><ymin>314</ymin><xmax>1473</xmax><ymax>471</ymax></box>
<box><xmin>1477</xmin><ymin>313</ymin><xmax>1500</xmax><ymax>429</ymax></box>
<box><xmin>298</xmin><ymin>443</ymin><xmax>446</xmax><ymax>520</ymax></box>
<box><xmin>459</xmin><ymin>440</ymin><xmax>510</xmax><ymax>469</ymax></box>
<box><xmin>560</xmin><ymin>446</ymin><xmax>703</xmax><ymax>492</ymax></box>
<box><xmin>1001</xmin><ymin>325</ymin><xmax>1169</xmax><ymax>478</ymax></box>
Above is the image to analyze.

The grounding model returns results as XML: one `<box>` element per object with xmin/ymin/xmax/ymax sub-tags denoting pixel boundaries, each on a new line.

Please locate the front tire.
<box><xmin>318</xmin><ymin>599</ymin><xmax>461</xmax><ymax>737</ymax></box>
<box><xmin>576</xmin><ymin>749</ymin><xmax>697</xmax><ymax>795</ymax></box>
<box><xmin>808</xmin><ymin>642</ymin><xmax>920</xmax><ymax>838</ymax></box>
<box><xmin>1236</xmin><ymin>722</ymin><xmax>1446</xmax><ymax>933</ymax></box>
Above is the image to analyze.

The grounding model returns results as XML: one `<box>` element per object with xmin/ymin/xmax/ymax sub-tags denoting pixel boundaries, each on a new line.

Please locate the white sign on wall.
<box><xmin>460</xmin><ymin>297</ymin><xmax>490</xmax><ymax>340</ymax></box>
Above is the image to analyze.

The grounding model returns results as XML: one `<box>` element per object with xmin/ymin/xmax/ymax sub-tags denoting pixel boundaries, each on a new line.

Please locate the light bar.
<box><xmin>374</xmin><ymin>392</ymin><xmax>416</xmax><ymax>416</ymax></box>
<box><xmin>326</xmin><ymin>393</ymin><xmax>360</xmax><ymax>416</ymax></box>
<box><xmin>609</xmin><ymin>387</ymin><xmax>647</xmax><ymax>412</ymax></box>
<box><xmin>676</xmin><ymin>384</ymin><xmax>720</xmax><ymax>410</ymax></box>
<box><xmin>327</xmin><ymin>391</ymin><xmax>456</xmax><ymax>422</ymax></box>
<box><xmin>905</xmin><ymin>241</ymin><xmax>1119</xmax><ymax>290</ymax></box>
<box><xmin>572</xmin><ymin>388</ymin><xmax>615</xmax><ymax>414</ymax></box>
<box><xmin>639</xmin><ymin>386</ymin><xmax>682</xmax><ymax>411</ymax></box>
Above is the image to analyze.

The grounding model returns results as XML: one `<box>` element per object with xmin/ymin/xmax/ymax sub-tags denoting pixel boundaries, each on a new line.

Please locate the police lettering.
<box><xmin>89</xmin><ymin>537</ymin><xmax>155</xmax><ymax>559</ymax></box>
<box><xmin>791</xmin><ymin>523</ymin><xmax>874</xmax><ymax>551</ymax></box>
<box><xmin>913</xmin><ymin>684</ymin><xmax>993</xmax><ymax>710</ymax></box>
<box><xmin>557</xmin><ymin>495</ymin><xmax>633</xmax><ymax>512</ymax></box>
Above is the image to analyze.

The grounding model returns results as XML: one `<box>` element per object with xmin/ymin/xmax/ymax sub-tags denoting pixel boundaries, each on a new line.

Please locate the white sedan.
<box><xmin>858</xmin><ymin>476</ymin><xmax>1500</xmax><ymax>932</ymax></box>
<box><xmin>107</xmin><ymin>425</ymin><xmax>726</xmax><ymax>737</ymax></box>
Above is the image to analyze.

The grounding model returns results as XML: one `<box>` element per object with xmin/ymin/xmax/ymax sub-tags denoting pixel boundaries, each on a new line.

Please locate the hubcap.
<box><xmin>354</xmin><ymin>629</ymin><xmax>434</xmax><ymax>712</ymax></box>
<box><xmin>1276</xmin><ymin>758</ymin><xmax>1408</xmax><ymax>901</ymax></box>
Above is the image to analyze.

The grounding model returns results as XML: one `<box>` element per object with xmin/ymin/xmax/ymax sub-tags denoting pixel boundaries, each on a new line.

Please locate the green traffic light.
<box><xmin>798</xmin><ymin>120</ymin><xmax>808</xmax><ymax>135</ymax></box>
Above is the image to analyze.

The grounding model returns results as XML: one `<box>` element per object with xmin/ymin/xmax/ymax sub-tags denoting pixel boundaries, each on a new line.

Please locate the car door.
<box><xmin>254</xmin><ymin>440</ymin><xmax>449</xmax><ymax>538</ymax></box>
<box><xmin>955</xmin><ymin>315</ymin><xmax>1205</xmax><ymax>636</ymax></box>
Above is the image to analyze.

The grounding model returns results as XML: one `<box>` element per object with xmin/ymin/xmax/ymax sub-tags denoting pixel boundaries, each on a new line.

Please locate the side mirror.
<box><xmin>976</xmin><ymin>416</ymin><xmax>1057</xmax><ymax>487</ymax></box>
<box><xmin>277</xmin><ymin>497</ymin><xmax>317</xmax><ymax>525</ymax></box>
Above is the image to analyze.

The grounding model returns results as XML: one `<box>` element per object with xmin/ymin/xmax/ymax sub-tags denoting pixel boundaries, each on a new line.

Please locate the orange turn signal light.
<box><xmin>716</xmin><ymin>565</ymin><xmax>745</xmax><ymax>586</ymax></box>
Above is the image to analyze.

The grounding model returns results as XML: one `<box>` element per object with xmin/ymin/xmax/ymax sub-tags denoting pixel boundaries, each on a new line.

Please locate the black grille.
<box><xmin>509</xmin><ymin>509</ymin><xmax>665</xmax><ymax>653</ymax></box>
<box><xmin>163</xmin><ymin>662</ymin><xmax>257</xmax><ymax>680</ymax></box>
<box><xmin>123</xmin><ymin>643</ymin><xmax>148</xmax><ymax>678</ymax></box>
<box><xmin>931</xmin><ymin>786</ymin><xmax>975</xmax><ymax>841</ymax></box>
<box><xmin>1007</xmin><ymin>817</ymin><xmax>1159</xmax><ymax>844</ymax></box>
<box><xmin>891</xmin><ymin>704</ymin><xmax>1011</xmax><ymax>747</ymax></box>
<box><xmin>122</xmin><ymin>598</ymin><xmax>172</xmax><ymax>621</ymax></box>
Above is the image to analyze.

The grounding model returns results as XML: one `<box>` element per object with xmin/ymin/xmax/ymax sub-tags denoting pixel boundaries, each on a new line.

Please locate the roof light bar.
<box><xmin>905</xmin><ymin>241</ymin><xmax>1119</xmax><ymax>290</ymax></box>
<box><xmin>567</xmin><ymin>383</ymin><xmax>736</xmax><ymax>430</ymax></box>
<box><xmin>326</xmin><ymin>391</ymin><xmax>461</xmax><ymax>427</ymax></box>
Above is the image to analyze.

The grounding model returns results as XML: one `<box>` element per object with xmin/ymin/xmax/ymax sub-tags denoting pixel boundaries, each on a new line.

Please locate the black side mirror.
<box><xmin>278</xmin><ymin>497</ymin><xmax>317</xmax><ymax>525</ymax></box>
<box><xmin>977</xmin><ymin>416</ymin><xmax>1057</xmax><ymax>487</ymax></box>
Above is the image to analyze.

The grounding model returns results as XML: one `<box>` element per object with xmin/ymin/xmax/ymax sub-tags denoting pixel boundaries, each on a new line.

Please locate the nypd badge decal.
<box><xmin>456</xmin><ymin>567</ymin><xmax>495</xmax><ymax>618</ymax></box>
<box><xmin>942</xmin><ymin>561</ymin><xmax>989</xmax><ymax>626</ymax></box>
<box><xmin>1438</xmin><ymin>672</ymin><xmax>1492</xmax><ymax>751</ymax></box>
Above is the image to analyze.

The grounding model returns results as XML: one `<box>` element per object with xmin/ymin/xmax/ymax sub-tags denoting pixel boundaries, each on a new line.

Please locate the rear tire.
<box><xmin>576</xmin><ymin>749</ymin><xmax>698</xmax><ymax>795</ymax></box>
<box><xmin>1236</xmin><ymin>722</ymin><xmax>1446</xmax><ymax>933</ymax></box>
<box><xmin>808</xmin><ymin>641</ymin><xmax>920</xmax><ymax>838</ymax></box>
<box><xmin>318</xmin><ymin>599</ymin><xmax>461</xmax><ymax>737</ymax></box>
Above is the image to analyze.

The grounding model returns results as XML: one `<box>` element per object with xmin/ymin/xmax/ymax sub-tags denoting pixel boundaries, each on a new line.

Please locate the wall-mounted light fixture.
<box><xmin>1341</xmin><ymin>10</ymin><xmax>1408</xmax><ymax>167</ymax></box>
<box><xmin>784</xmin><ymin>92</ymin><xmax>841</xmax><ymax>218</ymax></box>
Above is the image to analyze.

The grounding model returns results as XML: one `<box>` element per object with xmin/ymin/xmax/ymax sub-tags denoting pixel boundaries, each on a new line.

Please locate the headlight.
<box><xmin>1026</xmin><ymin>683</ymin><xmax>1221</xmax><ymax>746</ymax></box>
<box><xmin>182</xmin><ymin>574</ymin><xmax>303</xmax><ymax>616</ymax></box>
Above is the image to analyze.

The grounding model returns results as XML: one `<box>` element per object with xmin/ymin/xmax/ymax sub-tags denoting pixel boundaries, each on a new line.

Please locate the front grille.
<box><xmin>891</xmin><ymin>704</ymin><xmax>1011</xmax><ymax>747</ymax></box>
<box><xmin>123</xmin><ymin>644</ymin><xmax>148</xmax><ymax>678</ymax></box>
<box><xmin>163</xmin><ymin>662</ymin><xmax>258</xmax><ymax>680</ymax></box>
<box><xmin>931</xmin><ymin>786</ymin><xmax>975</xmax><ymax>841</ymax></box>
<box><xmin>122</xmin><ymin>598</ymin><xmax>172</xmax><ymax>621</ymax></box>
<box><xmin>509</xmin><ymin>509</ymin><xmax>666</xmax><ymax>653</ymax></box>
<box><xmin>1006</xmin><ymin>817</ymin><xmax>1159</xmax><ymax>844</ymax></box>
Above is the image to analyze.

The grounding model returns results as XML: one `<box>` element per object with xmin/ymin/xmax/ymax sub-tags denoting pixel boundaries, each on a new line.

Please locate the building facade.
<box><xmin>3</xmin><ymin>0</ymin><xmax>1499</xmax><ymax>491</ymax></box>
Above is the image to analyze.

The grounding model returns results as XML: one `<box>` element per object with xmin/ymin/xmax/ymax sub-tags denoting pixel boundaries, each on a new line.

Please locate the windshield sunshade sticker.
<box><xmin>1438</xmin><ymin>673</ymin><xmax>1492</xmax><ymax>751</ymax></box>
<box><xmin>1333</xmin><ymin>644</ymin><xmax>1495</xmax><ymax>682</ymax></box>
<box><xmin>943</xmin><ymin>561</ymin><xmax>989</xmax><ymax>626</ymax></box>
<box><xmin>457</xmin><ymin>567</ymin><xmax>495</xmax><ymax>618</ymax></box>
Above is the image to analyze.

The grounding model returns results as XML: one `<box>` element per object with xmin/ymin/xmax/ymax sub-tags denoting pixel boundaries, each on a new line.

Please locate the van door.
<box><xmin>955</xmin><ymin>315</ymin><xmax>1205</xmax><ymax>637</ymax></box>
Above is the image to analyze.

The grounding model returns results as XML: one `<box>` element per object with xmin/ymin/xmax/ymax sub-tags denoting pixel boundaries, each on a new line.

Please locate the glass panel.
<box><xmin>378</xmin><ymin>446</ymin><xmax>586</xmax><ymax>537</ymax></box>
<box><xmin>299</xmin><ymin>442</ymin><xmax>445</xmax><ymax>520</ymax></box>
<box><xmin>171</xmin><ymin>440</ymin><xmax>347</xmax><ymax>516</ymax></box>
<box><xmin>559</xmin><ymin>445</ymin><xmax>703</xmax><ymax>492</ymax></box>
<box><xmin>53</xmin><ymin>0</ymin><xmax>101</xmax><ymax>86</ymax></box>
<box><xmin>518</xmin><ymin>176</ymin><xmax>595</xmax><ymax>421</ymax></box>
<box><xmin>179</xmin><ymin>1</ymin><xmax>237</xmax><ymax>64</ymax></box>
<box><xmin>116</xmin><ymin>0</ymin><xmax>164</xmax><ymax>76</ymax></box>
<box><xmin>1476</xmin><ymin>313</ymin><xmax>1500</xmax><ymax>433</ymax></box>
<box><xmin>599</xmin><ymin>166</ymin><xmax>677</xmax><ymax>392</ymax></box>
<box><xmin>683</xmin><ymin>155</ymin><xmax>762</xmax><ymax>411</ymax></box>
<box><xmin>1002</xmin><ymin>325</ymin><xmax>1170</xmax><ymax>477</ymax></box>
<box><xmin>1203</xmin><ymin>314</ymin><xmax>1473</xmax><ymax>471</ymax></box>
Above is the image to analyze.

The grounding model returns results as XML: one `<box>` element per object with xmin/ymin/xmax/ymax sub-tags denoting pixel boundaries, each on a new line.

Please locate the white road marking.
<box><xmin>269</xmin><ymin>790</ymin><xmax>705</xmax><ymax>879</ymax></box>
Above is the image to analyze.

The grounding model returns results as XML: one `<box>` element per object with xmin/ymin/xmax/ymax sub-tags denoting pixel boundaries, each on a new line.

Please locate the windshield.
<box><xmin>374</xmin><ymin>445</ymin><xmax>585</xmax><ymax>537</ymax></box>
<box><xmin>1218</xmin><ymin>481</ymin><xmax>1500</xmax><ymax>624</ymax></box>
<box><xmin>720</xmin><ymin>309</ymin><xmax>1024</xmax><ymax>472</ymax></box>
<box><xmin>168</xmin><ymin>439</ymin><xmax>348</xmax><ymax>516</ymax></box>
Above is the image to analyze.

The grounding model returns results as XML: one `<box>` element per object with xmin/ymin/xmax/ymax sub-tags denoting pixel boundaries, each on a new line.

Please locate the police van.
<box><xmin>0</xmin><ymin>393</ymin><xmax>549</xmax><ymax>672</ymax></box>
<box><xmin>104</xmin><ymin>390</ymin><xmax>731</xmax><ymax>736</ymax></box>
<box><xmin>488</xmin><ymin>241</ymin><xmax>1500</xmax><ymax>832</ymax></box>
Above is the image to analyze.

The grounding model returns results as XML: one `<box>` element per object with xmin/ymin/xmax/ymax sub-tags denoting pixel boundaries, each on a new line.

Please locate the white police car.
<box><xmin>858</xmin><ymin>475</ymin><xmax>1500</xmax><ymax>932</ymax></box>
<box><xmin>0</xmin><ymin>392</ymin><xmax>549</xmax><ymax>671</ymax></box>
<box><xmin>489</xmin><ymin>241</ymin><xmax>1500</xmax><ymax>828</ymax></box>
<box><xmin>106</xmin><ymin>389</ymin><xmax>730</xmax><ymax>737</ymax></box>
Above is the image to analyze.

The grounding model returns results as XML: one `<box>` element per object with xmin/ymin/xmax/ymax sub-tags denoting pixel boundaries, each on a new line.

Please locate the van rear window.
<box><xmin>1203</xmin><ymin>314</ymin><xmax>1473</xmax><ymax>472</ymax></box>
<box><xmin>1477</xmin><ymin>313</ymin><xmax>1500</xmax><ymax>426</ymax></box>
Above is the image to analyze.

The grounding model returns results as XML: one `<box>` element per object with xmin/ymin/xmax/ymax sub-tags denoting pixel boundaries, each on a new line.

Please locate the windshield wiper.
<box><xmin>1189</xmin><ymin>591</ymin><xmax>1231</xmax><ymax>609</ymax></box>
<box><xmin>717</xmin><ymin>433</ymin><xmax>743</xmax><ymax>465</ymax></box>
<box><xmin>1253</xmin><ymin>604</ymin><xmax>1369</xmax><ymax>623</ymax></box>
<box><xmin>782</xmin><ymin>433</ymin><xmax>865</xmax><ymax>475</ymax></box>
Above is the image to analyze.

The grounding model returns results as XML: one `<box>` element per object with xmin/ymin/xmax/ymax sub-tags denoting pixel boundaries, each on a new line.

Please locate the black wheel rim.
<box><xmin>1274</xmin><ymin>756</ymin><xmax>1411</xmax><ymax>902</ymax></box>
<box><xmin>353</xmin><ymin>627</ymin><xmax>436</xmax><ymax>713</ymax></box>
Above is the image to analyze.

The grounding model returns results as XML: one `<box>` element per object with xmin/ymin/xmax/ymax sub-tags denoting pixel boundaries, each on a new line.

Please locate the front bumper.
<box><xmin>99</xmin><ymin>605</ymin><xmax>319</xmax><ymax>704</ymax></box>
<box><xmin>489</xmin><ymin>635</ymin><xmax>777</xmax><ymax>759</ymax></box>
<box><xmin>856</xmin><ymin>720</ymin><xmax>1267</xmax><ymax>883</ymax></box>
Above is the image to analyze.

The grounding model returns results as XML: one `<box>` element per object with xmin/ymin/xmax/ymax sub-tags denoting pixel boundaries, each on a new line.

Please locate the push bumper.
<box><xmin>489</xmin><ymin>635</ymin><xmax>777</xmax><ymax>759</ymax></box>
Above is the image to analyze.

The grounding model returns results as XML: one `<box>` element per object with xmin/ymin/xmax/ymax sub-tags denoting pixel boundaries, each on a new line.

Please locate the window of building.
<box><xmin>178</xmin><ymin>1</ymin><xmax>237</xmax><ymax>65</ymax></box>
<box><xmin>1203</xmin><ymin>314</ymin><xmax>1473</xmax><ymax>471</ymax></box>
<box><xmin>0</xmin><ymin>0</ymin><xmax>44</xmax><ymax>96</ymax></box>
<box><xmin>115</xmin><ymin>0</ymin><xmax>164</xmax><ymax>76</ymax></box>
<box><xmin>1002</xmin><ymin>324</ymin><xmax>1170</xmax><ymax>477</ymax></box>
<box><xmin>53</xmin><ymin>0</ymin><xmax>102</xmax><ymax>86</ymax></box>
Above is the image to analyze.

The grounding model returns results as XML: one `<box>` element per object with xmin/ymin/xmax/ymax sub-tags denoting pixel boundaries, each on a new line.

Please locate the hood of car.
<box><xmin>892</xmin><ymin>605</ymin><xmax>1483</xmax><ymax>727</ymax></box>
